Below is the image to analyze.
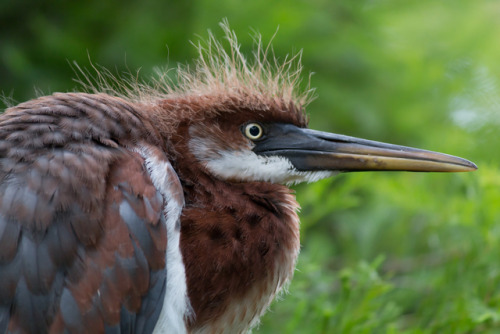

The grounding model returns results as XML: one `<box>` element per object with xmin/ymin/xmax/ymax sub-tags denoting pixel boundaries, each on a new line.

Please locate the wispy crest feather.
<box><xmin>74</xmin><ymin>20</ymin><xmax>314</xmax><ymax>110</ymax></box>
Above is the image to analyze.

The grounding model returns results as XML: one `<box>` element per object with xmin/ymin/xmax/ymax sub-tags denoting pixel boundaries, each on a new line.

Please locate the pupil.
<box><xmin>249</xmin><ymin>126</ymin><xmax>260</xmax><ymax>136</ymax></box>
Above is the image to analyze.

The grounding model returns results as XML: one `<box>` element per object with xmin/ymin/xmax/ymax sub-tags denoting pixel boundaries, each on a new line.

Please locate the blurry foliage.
<box><xmin>2</xmin><ymin>0</ymin><xmax>500</xmax><ymax>332</ymax></box>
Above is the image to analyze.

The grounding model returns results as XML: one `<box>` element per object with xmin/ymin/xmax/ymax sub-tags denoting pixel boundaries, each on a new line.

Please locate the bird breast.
<box><xmin>179</xmin><ymin>179</ymin><xmax>301</xmax><ymax>333</ymax></box>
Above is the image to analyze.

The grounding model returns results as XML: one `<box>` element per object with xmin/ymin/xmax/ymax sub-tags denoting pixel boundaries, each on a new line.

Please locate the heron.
<box><xmin>0</xmin><ymin>24</ymin><xmax>476</xmax><ymax>333</ymax></box>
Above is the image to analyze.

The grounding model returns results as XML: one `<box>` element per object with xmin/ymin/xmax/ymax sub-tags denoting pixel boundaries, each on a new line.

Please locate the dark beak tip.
<box><xmin>452</xmin><ymin>156</ymin><xmax>477</xmax><ymax>172</ymax></box>
<box><xmin>465</xmin><ymin>161</ymin><xmax>478</xmax><ymax>171</ymax></box>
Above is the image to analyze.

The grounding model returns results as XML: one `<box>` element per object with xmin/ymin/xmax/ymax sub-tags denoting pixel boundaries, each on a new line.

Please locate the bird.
<box><xmin>0</xmin><ymin>23</ymin><xmax>476</xmax><ymax>334</ymax></box>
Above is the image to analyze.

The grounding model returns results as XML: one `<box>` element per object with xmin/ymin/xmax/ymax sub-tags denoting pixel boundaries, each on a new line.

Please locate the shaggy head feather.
<box><xmin>74</xmin><ymin>20</ymin><xmax>313</xmax><ymax>127</ymax></box>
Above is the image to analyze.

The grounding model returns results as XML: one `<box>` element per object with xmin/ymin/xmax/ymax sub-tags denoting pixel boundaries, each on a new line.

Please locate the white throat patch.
<box><xmin>189</xmin><ymin>134</ymin><xmax>336</xmax><ymax>185</ymax></box>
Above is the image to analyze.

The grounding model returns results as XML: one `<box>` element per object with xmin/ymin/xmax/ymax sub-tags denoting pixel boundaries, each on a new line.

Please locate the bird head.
<box><xmin>100</xmin><ymin>21</ymin><xmax>475</xmax><ymax>185</ymax></box>
<box><xmin>146</xmin><ymin>23</ymin><xmax>476</xmax><ymax>187</ymax></box>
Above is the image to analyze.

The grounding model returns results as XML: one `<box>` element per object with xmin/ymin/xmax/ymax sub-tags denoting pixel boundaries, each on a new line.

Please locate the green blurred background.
<box><xmin>2</xmin><ymin>0</ymin><xmax>500</xmax><ymax>332</ymax></box>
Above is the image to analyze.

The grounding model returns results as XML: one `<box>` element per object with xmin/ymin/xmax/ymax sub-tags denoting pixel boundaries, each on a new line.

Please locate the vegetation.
<box><xmin>2</xmin><ymin>0</ymin><xmax>500</xmax><ymax>332</ymax></box>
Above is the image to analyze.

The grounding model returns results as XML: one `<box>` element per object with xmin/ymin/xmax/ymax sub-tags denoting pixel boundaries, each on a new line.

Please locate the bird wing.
<box><xmin>0</xmin><ymin>94</ymin><xmax>184</xmax><ymax>333</ymax></box>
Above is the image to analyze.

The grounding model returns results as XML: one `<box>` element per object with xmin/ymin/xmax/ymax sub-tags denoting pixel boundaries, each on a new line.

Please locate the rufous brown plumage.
<box><xmin>0</xmin><ymin>22</ymin><xmax>476</xmax><ymax>334</ymax></box>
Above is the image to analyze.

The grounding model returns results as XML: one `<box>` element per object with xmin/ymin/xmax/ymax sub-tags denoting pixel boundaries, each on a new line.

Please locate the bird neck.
<box><xmin>169</xmin><ymin>125</ymin><xmax>301</xmax><ymax>332</ymax></box>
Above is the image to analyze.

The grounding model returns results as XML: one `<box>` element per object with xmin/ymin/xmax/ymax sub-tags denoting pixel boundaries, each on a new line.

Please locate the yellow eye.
<box><xmin>244</xmin><ymin>123</ymin><xmax>263</xmax><ymax>140</ymax></box>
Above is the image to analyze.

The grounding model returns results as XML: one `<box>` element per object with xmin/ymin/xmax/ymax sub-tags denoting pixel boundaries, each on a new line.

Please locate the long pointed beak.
<box><xmin>253</xmin><ymin>124</ymin><xmax>477</xmax><ymax>172</ymax></box>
